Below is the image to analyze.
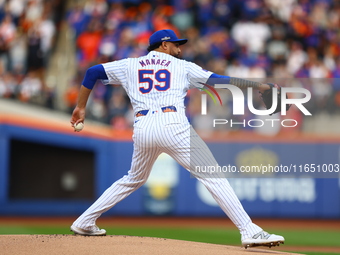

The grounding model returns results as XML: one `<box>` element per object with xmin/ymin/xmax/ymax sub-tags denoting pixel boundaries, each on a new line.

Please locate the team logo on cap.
<box><xmin>161</xmin><ymin>36</ymin><xmax>171</xmax><ymax>40</ymax></box>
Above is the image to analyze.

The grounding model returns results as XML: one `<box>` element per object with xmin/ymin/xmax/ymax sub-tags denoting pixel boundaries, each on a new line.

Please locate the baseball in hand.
<box><xmin>74</xmin><ymin>122</ymin><xmax>84</xmax><ymax>132</ymax></box>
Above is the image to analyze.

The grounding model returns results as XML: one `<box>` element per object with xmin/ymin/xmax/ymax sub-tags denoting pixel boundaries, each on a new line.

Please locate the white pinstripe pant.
<box><xmin>73</xmin><ymin>111</ymin><xmax>262</xmax><ymax>240</ymax></box>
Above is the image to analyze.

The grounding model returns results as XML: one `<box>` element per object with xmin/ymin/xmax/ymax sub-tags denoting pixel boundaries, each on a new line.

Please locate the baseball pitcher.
<box><xmin>70</xmin><ymin>29</ymin><xmax>285</xmax><ymax>249</ymax></box>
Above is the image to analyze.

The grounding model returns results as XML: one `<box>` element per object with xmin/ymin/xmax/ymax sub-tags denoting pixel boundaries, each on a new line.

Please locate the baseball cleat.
<box><xmin>242</xmin><ymin>231</ymin><xmax>284</xmax><ymax>249</ymax></box>
<box><xmin>70</xmin><ymin>225</ymin><xmax>106</xmax><ymax>236</ymax></box>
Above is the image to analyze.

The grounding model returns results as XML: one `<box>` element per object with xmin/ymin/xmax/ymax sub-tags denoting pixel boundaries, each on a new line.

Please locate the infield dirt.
<box><xmin>0</xmin><ymin>235</ymin><xmax>299</xmax><ymax>255</ymax></box>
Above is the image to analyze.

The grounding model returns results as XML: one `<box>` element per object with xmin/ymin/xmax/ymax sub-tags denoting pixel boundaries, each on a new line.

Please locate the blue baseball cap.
<box><xmin>149</xmin><ymin>29</ymin><xmax>188</xmax><ymax>47</ymax></box>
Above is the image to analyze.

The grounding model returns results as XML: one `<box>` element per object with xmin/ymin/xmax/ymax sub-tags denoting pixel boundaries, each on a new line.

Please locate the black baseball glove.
<box><xmin>259</xmin><ymin>83</ymin><xmax>291</xmax><ymax>115</ymax></box>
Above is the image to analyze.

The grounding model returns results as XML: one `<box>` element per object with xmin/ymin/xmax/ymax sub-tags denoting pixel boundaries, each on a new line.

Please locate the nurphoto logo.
<box><xmin>200</xmin><ymin>84</ymin><xmax>312</xmax><ymax>128</ymax></box>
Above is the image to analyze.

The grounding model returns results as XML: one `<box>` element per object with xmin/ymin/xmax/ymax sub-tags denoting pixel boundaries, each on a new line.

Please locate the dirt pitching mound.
<box><xmin>1</xmin><ymin>235</ymin><xmax>299</xmax><ymax>255</ymax></box>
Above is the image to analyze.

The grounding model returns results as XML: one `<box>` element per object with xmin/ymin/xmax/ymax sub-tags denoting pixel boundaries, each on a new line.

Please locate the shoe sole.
<box><xmin>244</xmin><ymin>241</ymin><xmax>284</xmax><ymax>249</ymax></box>
<box><xmin>70</xmin><ymin>225</ymin><xmax>106</xmax><ymax>236</ymax></box>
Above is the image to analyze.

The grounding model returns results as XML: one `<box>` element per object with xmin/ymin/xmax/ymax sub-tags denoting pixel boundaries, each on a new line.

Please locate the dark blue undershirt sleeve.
<box><xmin>206</xmin><ymin>73</ymin><xmax>231</xmax><ymax>86</ymax></box>
<box><xmin>82</xmin><ymin>64</ymin><xmax>108</xmax><ymax>89</ymax></box>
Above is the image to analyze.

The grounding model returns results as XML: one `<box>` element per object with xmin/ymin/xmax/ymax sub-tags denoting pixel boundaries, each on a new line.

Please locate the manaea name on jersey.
<box><xmin>139</xmin><ymin>58</ymin><xmax>171</xmax><ymax>67</ymax></box>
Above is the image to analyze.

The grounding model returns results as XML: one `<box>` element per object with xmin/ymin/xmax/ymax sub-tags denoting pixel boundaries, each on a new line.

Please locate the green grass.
<box><xmin>0</xmin><ymin>225</ymin><xmax>69</xmax><ymax>235</ymax></box>
<box><xmin>1</xmin><ymin>225</ymin><xmax>339</xmax><ymax>255</ymax></box>
<box><xmin>302</xmin><ymin>253</ymin><xmax>339</xmax><ymax>255</ymax></box>
<box><xmin>269</xmin><ymin>230</ymin><xmax>340</xmax><ymax>247</ymax></box>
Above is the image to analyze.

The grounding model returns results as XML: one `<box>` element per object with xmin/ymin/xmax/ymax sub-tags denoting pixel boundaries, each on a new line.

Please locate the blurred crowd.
<box><xmin>0</xmin><ymin>0</ymin><xmax>64</xmax><ymax>107</ymax></box>
<box><xmin>1</xmin><ymin>0</ymin><xmax>340</xmax><ymax>132</ymax></box>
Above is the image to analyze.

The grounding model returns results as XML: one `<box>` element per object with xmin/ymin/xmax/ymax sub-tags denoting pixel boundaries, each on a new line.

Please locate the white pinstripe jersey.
<box><xmin>101</xmin><ymin>51</ymin><xmax>213</xmax><ymax>113</ymax></box>
<box><xmin>74</xmin><ymin>53</ymin><xmax>265</xmax><ymax>241</ymax></box>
